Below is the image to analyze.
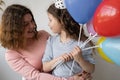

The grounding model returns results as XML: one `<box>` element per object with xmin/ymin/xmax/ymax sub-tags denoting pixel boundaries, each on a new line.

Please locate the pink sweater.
<box><xmin>5</xmin><ymin>30</ymin><xmax>73</xmax><ymax>80</ymax></box>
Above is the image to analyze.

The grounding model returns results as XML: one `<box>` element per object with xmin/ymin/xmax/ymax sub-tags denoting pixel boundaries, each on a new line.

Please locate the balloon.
<box><xmin>97</xmin><ymin>37</ymin><xmax>113</xmax><ymax>63</ymax></box>
<box><xmin>97</xmin><ymin>37</ymin><xmax>120</xmax><ymax>66</ymax></box>
<box><xmin>65</xmin><ymin>0</ymin><xmax>102</xmax><ymax>24</ymax></box>
<box><xmin>93</xmin><ymin>0</ymin><xmax>120</xmax><ymax>37</ymax></box>
<box><xmin>101</xmin><ymin>37</ymin><xmax>120</xmax><ymax>66</ymax></box>
<box><xmin>86</xmin><ymin>19</ymin><xmax>97</xmax><ymax>36</ymax></box>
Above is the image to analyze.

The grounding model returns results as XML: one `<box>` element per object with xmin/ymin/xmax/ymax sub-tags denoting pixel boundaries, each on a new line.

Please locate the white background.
<box><xmin>0</xmin><ymin>0</ymin><xmax>120</xmax><ymax>80</ymax></box>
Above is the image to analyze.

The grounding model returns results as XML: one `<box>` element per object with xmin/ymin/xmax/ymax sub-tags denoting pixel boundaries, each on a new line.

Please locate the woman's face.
<box><xmin>48</xmin><ymin>13</ymin><xmax>62</xmax><ymax>34</ymax></box>
<box><xmin>23</xmin><ymin>13</ymin><xmax>35</xmax><ymax>39</ymax></box>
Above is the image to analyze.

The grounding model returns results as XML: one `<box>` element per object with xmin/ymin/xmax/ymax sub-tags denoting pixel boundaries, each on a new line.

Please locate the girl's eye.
<box><xmin>48</xmin><ymin>18</ymin><xmax>51</xmax><ymax>21</ymax></box>
<box><xmin>49</xmin><ymin>19</ymin><xmax>52</xmax><ymax>22</ymax></box>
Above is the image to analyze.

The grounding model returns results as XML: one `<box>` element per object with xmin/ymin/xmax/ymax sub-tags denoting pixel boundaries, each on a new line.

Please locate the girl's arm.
<box><xmin>43</xmin><ymin>52</ymin><xmax>72</xmax><ymax>72</ymax></box>
<box><xmin>5</xmin><ymin>50</ymin><xmax>74</xmax><ymax>80</ymax></box>
<box><xmin>43</xmin><ymin>56</ymin><xmax>63</xmax><ymax>72</ymax></box>
<box><xmin>70</xmin><ymin>46</ymin><xmax>95</xmax><ymax>73</ymax></box>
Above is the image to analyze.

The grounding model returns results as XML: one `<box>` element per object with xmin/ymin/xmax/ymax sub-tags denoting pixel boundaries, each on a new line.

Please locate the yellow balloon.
<box><xmin>97</xmin><ymin>37</ymin><xmax>114</xmax><ymax>63</ymax></box>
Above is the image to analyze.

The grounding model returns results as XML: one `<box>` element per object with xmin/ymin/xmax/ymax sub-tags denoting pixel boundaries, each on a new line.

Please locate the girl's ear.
<box><xmin>59</xmin><ymin>19</ymin><xmax>64</xmax><ymax>26</ymax></box>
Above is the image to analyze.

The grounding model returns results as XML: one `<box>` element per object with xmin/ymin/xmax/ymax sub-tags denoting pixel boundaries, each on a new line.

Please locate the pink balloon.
<box><xmin>86</xmin><ymin>19</ymin><xmax>97</xmax><ymax>36</ymax></box>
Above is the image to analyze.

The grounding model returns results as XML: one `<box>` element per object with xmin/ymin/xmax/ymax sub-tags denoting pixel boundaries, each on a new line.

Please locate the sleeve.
<box><xmin>5</xmin><ymin>50</ymin><xmax>74</xmax><ymax>80</ymax></box>
<box><xmin>42</xmin><ymin>36</ymin><xmax>53</xmax><ymax>62</ymax></box>
<box><xmin>81</xmin><ymin>44</ymin><xmax>95</xmax><ymax>64</ymax></box>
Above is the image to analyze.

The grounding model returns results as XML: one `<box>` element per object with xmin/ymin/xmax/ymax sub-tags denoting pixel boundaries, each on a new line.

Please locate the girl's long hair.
<box><xmin>47</xmin><ymin>4</ymin><xmax>88</xmax><ymax>41</ymax></box>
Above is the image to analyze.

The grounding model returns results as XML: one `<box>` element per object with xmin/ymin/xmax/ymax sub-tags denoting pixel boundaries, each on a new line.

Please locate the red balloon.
<box><xmin>93</xmin><ymin>0</ymin><xmax>120</xmax><ymax>37</ymax></box>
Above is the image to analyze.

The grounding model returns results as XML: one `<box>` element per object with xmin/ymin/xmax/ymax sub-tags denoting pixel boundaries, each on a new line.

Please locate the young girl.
<box><xmin>42</xmin><ymin>3</ymin><xmax>95</xmax><ymax>78</ymax></box>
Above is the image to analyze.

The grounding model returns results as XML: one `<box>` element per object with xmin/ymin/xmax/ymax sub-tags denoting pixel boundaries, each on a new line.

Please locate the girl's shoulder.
<box><xmin>48</xmin><ymin>34</ymin><xmax>59</xmax><ymax>41</ymax></box>
<box><xmin>45</xmin><ymin>34</ymin><xmax>59</xmax><ymax>45</ymax></box>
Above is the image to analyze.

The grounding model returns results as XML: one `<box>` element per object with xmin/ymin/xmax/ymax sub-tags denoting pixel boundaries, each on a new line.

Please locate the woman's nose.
<box><xmin>29</xmin><ymin>21</ymin><xmax>35</xmax><ymax>28</ymax></box>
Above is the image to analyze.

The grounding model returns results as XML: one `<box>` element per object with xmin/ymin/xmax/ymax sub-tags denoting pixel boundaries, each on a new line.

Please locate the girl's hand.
<box><xmin>57</xmin><ymin>46</ymin><xmax>83</xmax><ymax>62</ymax></box>
<box><xmin>59</xmin><ymin>53</ymin><xmax>73</xmax><ymax>62</ymax></box>
<box><xmin>70</xmin><ymin>46</ymin><xmax>83</xmax><ymax>62</ymax></box>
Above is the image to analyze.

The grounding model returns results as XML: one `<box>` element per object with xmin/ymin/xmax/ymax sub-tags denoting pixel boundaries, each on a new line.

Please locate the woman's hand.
<box><xmin>73</xmin><ymin>71</ymin><xmax>92</xmax><ymax>80</ymax></box>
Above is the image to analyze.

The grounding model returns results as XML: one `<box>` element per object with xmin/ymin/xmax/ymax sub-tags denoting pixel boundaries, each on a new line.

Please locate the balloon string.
<box><xmin>69</xmin><ymin>60</ymin><xmax>75</xmax><ymax>75</ymax></box>
<box><xmin>77</xmin><ymin>24</ymin><xmax>83</xmax><ymax>45</ymax></box>
<box><xmin>82</xmin><ymin>45</ymin><xmax>99</xmax><ymax>51</ymax></box>
<box><xmin>81</xmin><ymin>35</ymin><xmax>91</xmax><ymax>47</ymax></box>
<box><xmin>82</xmin><ymin>33</ymin><xmax>97</xmax><ymax>48</ymax></box>
<box><xmin>81</xmin><ymin>33</ymin><xmax>97</xmax><ymax>48</ymax></box>
<box><xmin>51</xmin><ymin>60</ymin><xmax>63</xmax><ymax>70</ymax></box>
<box><xmin>69</xmin><ymin>24</ymin><xmax>83</xmax><ymax>76</ymax></box>
<box><xmin>80</xmin><ymin>33</ymin><xmax>93</xmax><ymax>47</ymax></box>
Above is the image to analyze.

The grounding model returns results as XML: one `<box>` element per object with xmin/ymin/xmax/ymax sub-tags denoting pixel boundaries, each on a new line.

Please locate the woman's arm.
<box><xmin>5</xmin><ymin>50</ymin><xmax>74</xmax><ymax>80</ymax></box>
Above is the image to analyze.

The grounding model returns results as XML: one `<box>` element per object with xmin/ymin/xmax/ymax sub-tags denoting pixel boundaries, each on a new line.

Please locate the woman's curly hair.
<box><xmin>0</xmin><ymin>4</ymin><xmax>38</xmax><ymax>49</ymax></box>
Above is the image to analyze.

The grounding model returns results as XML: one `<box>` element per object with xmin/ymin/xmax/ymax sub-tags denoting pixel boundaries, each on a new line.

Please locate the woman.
<box><xmin>0</xmin><ymin>4</ymin><xmax>90</xmax><ymax>80</ymax></box>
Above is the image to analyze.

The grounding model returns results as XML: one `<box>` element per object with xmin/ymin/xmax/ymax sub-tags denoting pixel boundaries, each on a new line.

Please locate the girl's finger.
<box><xmin>62</xmin><ymin>53</ymin><xmax>71</xmax><ymax>61</ymax></box>
<box><xmin>75</xmin><ymin>46</ymin><xmax>81</xmax><ymax>52</ymax></box>
<box><xmin>68</xmin><ymin>52</ymin><xmax>73</xmax><ymax>59</ymax></box>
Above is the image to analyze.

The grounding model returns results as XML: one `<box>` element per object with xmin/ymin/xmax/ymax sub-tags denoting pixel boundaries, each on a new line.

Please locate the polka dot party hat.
<box><xmin>54</xmin><ymin>0</ymin><xmax>66</xmax><ymax>9</ymax></box>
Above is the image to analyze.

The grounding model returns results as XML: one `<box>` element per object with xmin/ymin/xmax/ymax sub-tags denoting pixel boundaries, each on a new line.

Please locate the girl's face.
<box><xmin>23</xmin><ymin>13</ymin><xmax>35</xmax><ymax>39</ymax></box>
<box><xmin>48</xmin><ymin>13</ymin><xmax>62</xmax><ymax>34</ymax></box>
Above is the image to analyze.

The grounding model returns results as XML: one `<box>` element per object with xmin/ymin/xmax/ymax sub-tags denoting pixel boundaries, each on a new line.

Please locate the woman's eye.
<box><xmin>23</xmin><ymin>23</ymin><xmax>29</xmax><ymax>27</ymax></box>
<box><xmin>31</xmin><ymin>20</ymin><xmax>34</xmax><ymax>23</ymax></box>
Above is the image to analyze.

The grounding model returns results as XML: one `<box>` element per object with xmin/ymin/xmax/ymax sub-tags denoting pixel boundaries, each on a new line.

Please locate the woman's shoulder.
<box><xmin>38</xmin><ymin>30</ymin><xmax>49</xmax><ymax>35</ymax></box>
<box><xmin>37</xmin><ymin>30</ymin><xmax>50</xmax><ymax>39</ymax></box>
